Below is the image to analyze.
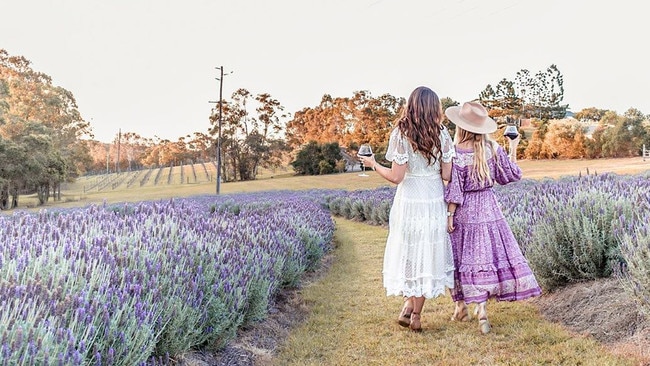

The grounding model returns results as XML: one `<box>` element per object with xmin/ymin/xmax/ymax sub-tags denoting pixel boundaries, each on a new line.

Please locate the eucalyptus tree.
<box><xmin>574</xmin><ymin>107</ymin><xmax>610</xmax><ymax>122</ymax></box>
<box><xmin>347</xmin><ymin>91</ymin><xmax>403</xmax><ymax>152</ymax></box>
<box><xmin>599</xmin><ymin>108</ymin><xmax>649</xmax><ymax>158</ymax></box>
<box><xmin>481</xmin><ymin>64</ymin><xmax>568</xmax><ymax>121</ymax></box>
<box><xmin>0</xmin><ymin>49</ymin><xmax>92</xmax><ymax>204</ymax></box>
<box><xmin>252</xmin><ymin>92</ymin><xmax>289</xmax><ymax>177</ymax></box>
<box><xmin>209</xmin><ymin>88</ymin><xmax>288</xmax><ymax>182</ymax></box>
<box><xmin>0</xmin><ymin>121</ymin><xmax>63</xmax><ymax>207</ymax></box>
<box><xmin>187</xmin><ymin>131</ymin><xmax>216</xmax><ymax>162</ymax></box>
<box><xmin>285</xmin><ymin>90</ymin><xmax>403</xmax><ymax>154</ymax></box>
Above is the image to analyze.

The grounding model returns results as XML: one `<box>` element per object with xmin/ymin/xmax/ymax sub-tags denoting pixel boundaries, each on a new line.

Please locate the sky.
<box><xmin>2</xmin><ymin>0</ymin><xmax>647</xmax><ymax>143</ymax></box>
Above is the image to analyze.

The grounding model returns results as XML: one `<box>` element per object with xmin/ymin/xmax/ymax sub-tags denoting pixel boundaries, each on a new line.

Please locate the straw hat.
<box><xmin>445</xmin><ymin>101</ymin><xmax>497</xmax><ymax>134</ymax></box>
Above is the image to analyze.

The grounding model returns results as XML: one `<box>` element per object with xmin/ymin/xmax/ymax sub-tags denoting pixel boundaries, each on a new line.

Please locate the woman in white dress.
<box><xmin>359</xmin><ymin>86</ymin><xmax>455</xmax><ymax>332</ymax></box>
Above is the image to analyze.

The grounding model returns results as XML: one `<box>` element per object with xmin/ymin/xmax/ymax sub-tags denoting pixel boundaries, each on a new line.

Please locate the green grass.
<box><xmin>273</xmin><ymin>219</ymin><xmax>640</xmax><ymax>366</ymax></box>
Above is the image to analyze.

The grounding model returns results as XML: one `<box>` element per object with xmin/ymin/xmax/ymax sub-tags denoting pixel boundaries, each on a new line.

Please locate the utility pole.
<box><xmin>105</xmin><ymin>143</ymin><xmax>110</xmax><ymax>174</ymax></box>
<box><xmin>115</xmin><ymin>128</ymin><xmax>121</xmax><ymax>173</ymax></box>
<box><xmin>209</xmin><ymin>66</ymin><xmax>232</xmax><ymax>194</ymax></box>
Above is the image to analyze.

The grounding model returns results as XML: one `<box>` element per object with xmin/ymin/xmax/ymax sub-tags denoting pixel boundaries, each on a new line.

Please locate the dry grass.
<box><xmin>9</xmin><ymin>156</ymin><xmax>650</xmax><ymax>212</ymax></box>
<box><xmin>534</xmin><ymin>279</ymin><xmax>650</xmax><ymax>365</ymax></box>
<box><xmin>272</xmin><ymin>219</ymin><xmax>643</xmax><ymax>366</ymax></box>
<box><xmin>516</xmin><ymin>156</ymin><xmax>650</xmax><ymax>180</ymax></box>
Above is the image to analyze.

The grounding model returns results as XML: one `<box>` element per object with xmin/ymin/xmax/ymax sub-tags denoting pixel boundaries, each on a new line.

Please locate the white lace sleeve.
<box><xmin>440</xmin><ymin>127</ymin><xmax>456</xmax><ymax>163</ymax></box>
<box><xmin>385</xmin><ymin>128</ymin><xmax>409</xmax><ymax>165</ymax></box>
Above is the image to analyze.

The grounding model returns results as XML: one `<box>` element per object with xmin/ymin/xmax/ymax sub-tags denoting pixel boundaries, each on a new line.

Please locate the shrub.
<box><xmin>616</xmin><ymin>207</ymin><xmax>650</xmax><ymax>317</ymax></box>
<box><xmin>526</xmin><ymin>189</ymin><xmax>633</xmax><ymax>291</ymax></box>
<box><xmin>0</xmin><ymin>192</ymin><xmax>335</xmax><ymax>364</ymax></box>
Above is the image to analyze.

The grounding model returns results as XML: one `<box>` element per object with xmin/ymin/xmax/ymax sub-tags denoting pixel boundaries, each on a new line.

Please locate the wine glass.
<box><xmin>503</xmin><ymin>125</ymin><xmax>519</xmax><ymax>140</ymax></box>
<box><xmin>357</xmin><ymin>144</ymin><xmax>373</xmax><ymax>177</ymax></box>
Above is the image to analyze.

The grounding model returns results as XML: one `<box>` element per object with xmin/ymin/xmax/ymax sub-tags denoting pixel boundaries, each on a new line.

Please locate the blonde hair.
<box><xmin>454</xmin><ymin>127</ymin><xmax>500</xmax><ymax>185</ymax></box>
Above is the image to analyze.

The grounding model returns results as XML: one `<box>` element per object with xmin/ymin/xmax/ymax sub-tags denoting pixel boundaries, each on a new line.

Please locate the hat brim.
<box><xmin>445</xmin><ymin>106</ymin><xmax>497</xmax><ymax>134</ymax></box>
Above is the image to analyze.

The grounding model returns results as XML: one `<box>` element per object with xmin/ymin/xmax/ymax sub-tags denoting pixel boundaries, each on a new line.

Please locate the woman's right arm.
<box><xmin>440</xmin><ymin>127</ymin><xmax>455</xmax><ymax>182</ymax></box>
<box><xmin>368</xmin><ymin>127</ymin><xmax>408</xmax><ymax>184</ymax></box>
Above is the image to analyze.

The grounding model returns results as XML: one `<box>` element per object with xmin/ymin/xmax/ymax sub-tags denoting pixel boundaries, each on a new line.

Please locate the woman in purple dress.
<box><xmin>443</xmin><ymin>101</ymin><xmax>541</xmax><ymax>335</ymax></box>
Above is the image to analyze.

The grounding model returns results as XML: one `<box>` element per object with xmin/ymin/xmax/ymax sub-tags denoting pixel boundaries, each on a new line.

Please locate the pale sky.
<box><xmin>2</xmin><ymin>0</ymin><xmax>647</xmax><ymax>143</ymax></box>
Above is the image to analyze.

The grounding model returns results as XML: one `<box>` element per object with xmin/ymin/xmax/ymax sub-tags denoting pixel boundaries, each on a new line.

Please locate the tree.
<box><xmin>0</xmin><ymin>49</ymin><xmax>92</xmax><ymax>205</ymax></box>
<box><xmin>285</xmin><ymin>91</ymin><xmax>403</xmax><ymax>151</ymax></box>
<box><xmin>524</xmin><ymin>120</ymin><xmax>550</xmax><ymax>159</ymax></box>
<box><xmin>0</xmin><ymin>136</ymin><xmax>25</xmax><ymax>209</ymax></box>
<box><xmin>574</xmin><ymin>107</ymin><xmax>610</xmax><ymax>122</ymax></box>
<box><xmin>0</xmin><ymin>122</ymin><xmax>64</xmax><ymax>207</ymax></box>
<box><xmin>542</xmin><ymin>120</ymin><xmax>587</xmax><ymax>158</ymax></box>
<box><xmin>482</xmin><ymin>64</ymin><xmax>568</xmax><ymax>121</ymax></box>
<box><xmin>441</xmin><ymin>97</ymin><xmax>460</xmax><ymax>136</ymax></box>
<box><xmin>600</xmin><ymin>108</ymin><xmax>649</xmax><ymax>158</ymax></box>
<box><xmin>291</xmin><ymin>141</ymin><xmax>342</xmax><ymax>176</ymax></box>
<box><xmin>291</xmin><ymin>141</ymin><xmax>321</xmax><ymax>175</ymax></box>
<box><xmin>209</xmin><ymin>88</ymin><xmax>289</xmax><ymax>182</ymax></box>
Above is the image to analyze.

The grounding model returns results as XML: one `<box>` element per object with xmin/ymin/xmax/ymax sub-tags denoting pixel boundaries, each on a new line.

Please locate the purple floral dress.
<box><xmin>444</xmin><ymin>143</ymin><xmax>541</xmax><ymax>304</ymax></box>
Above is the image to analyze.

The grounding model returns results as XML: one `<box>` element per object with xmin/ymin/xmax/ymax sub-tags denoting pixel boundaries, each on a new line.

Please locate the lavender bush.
<box><xmin>616</xmin><ymin>190</ymin><xmax>650</xmax><ymax>317</ymax></box>
<box><xmin>504</xmin><ymin>173</ymin><xmax>647</xmax><ymax>291</ymax></box>
<box><xmin>324</xmin><ymin>172</ymin><xmax>650</xmax><ymax>304</ymax></box>
<box><xmin>324</xmin><ymin>186</ymin><xmax>394</xmax><ymax>226</ymax></box>
<box><xmin>0</xmin><ymin>191</ymin><xmax>335</xmax><ymax>365</ymax></box>
<box><xmin>524</xmin><ymin>187</ymin><xmax>633</xmax><ymax>290</ymax></box>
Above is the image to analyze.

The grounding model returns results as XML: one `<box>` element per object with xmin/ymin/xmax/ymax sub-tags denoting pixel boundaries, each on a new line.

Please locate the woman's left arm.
<box><xmin>441</xmin><ymin>161</ymin><xmax>452</xmax><ymax>181</ymax></box>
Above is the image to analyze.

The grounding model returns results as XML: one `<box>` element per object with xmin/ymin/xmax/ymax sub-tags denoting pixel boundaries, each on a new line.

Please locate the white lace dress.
<box><xmin>382</xmin><ymin>127</ymin><xmax>456</xmax><ymax>298</ymax></box>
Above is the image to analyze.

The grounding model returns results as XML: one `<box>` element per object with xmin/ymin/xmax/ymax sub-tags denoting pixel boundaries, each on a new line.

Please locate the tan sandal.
<box><xmin>479</xmin><ymin>318</ymin><xmax>491</xmax><ymax>335</ymax></box>
<box><xmin>409</xmin><ymin>312</ymin><xmax>422</xmax><ymax>333</ymax></box>
<box><xmin>450</xmin><ymin>302</ymin><xmax>470</xmax><ymax>322</ymax></box>
<box><xmin>397</xmin><ymin>299</ymin><xmax>413</xmax><ymax>327</ymax></box>
<box><xmin>477</xmin><ymin>302</ymin><xmax>491</xmax><ymax>334</ymax></box>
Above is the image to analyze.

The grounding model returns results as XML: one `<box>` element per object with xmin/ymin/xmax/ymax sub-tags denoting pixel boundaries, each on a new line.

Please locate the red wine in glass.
<box><xmin>503</xmin><ymin>125</ymin><xmax>519</xmax><ymax>140</ymax></box>
<box><xmin>357</xmin><ymin>144</ymin><xmax>372</xmax><ymax>176</ymax></box>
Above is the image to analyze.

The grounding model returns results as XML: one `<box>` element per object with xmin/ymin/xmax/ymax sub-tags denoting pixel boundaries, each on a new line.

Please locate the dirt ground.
<box><xmin>174</xmin><ymin>254</ymin><xmax>650</xmax><ymax>366</ymax></box>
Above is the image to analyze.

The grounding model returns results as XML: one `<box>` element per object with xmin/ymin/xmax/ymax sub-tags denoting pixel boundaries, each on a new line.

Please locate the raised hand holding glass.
<box><xmin>357</xmin><ymin>144</ymin><xmax>373</xmax><ymax>177</ymax></box>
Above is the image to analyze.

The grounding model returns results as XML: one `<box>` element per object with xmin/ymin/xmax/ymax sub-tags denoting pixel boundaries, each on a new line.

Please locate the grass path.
<box><xmin>273</xmin><ymin>219</ymin><xmax>638</xmax><ymax>366</ymax></box>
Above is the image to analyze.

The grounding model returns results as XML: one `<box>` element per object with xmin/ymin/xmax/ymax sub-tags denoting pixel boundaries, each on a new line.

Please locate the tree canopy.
<box><xmin>480</xmin><ymin>64</ymin><xmax>568</xmax><ymax>121</ymax></box>
<box><xmin>0</xmin><ymin>49</ymin><xmax>92</xmax><ymax>208</ymax></box>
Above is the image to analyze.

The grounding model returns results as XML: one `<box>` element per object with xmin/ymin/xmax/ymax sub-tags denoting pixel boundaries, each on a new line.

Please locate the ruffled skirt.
<box><xmin>383</xmin><ymin>174</ymin><xmax>455</xmax><ymax>298</ymax></box>
<box><xmin>449</xmin><ymin>188</ymin><xmax>542</xmax><ymax>303</ymax></box>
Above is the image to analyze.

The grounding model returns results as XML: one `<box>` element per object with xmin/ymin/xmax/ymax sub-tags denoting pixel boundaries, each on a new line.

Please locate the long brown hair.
<box><xmin>396</xmin><ymin>86</ymin><xmax>443</xmax><ymax>165</ymax></box>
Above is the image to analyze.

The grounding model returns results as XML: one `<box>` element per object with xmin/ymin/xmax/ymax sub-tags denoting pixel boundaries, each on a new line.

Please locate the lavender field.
<box><xmin>2</xmin><ymin>171</ymin><xmax>650</xmax><ymax>364</ymax></box>
<box><xmin>324</xmin><ymin>171</ymin><xmax>650</xmax><ymax>315</ymax></box>
<box><xmin>0</xmin><ymin>192</ymin><xmax>335</xmax><ymax>365</ymax></box>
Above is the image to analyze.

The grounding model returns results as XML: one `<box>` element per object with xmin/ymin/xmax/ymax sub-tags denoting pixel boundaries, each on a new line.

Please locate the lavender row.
<box><xmin>322</xmin><ymin>172</ymin><xmax>650</xmax><ymax>302</ymax></box>
<box><xmin>0</xmin><ymin>192</ymin><xmax>335</xmax><ymax>365</ymax></box>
